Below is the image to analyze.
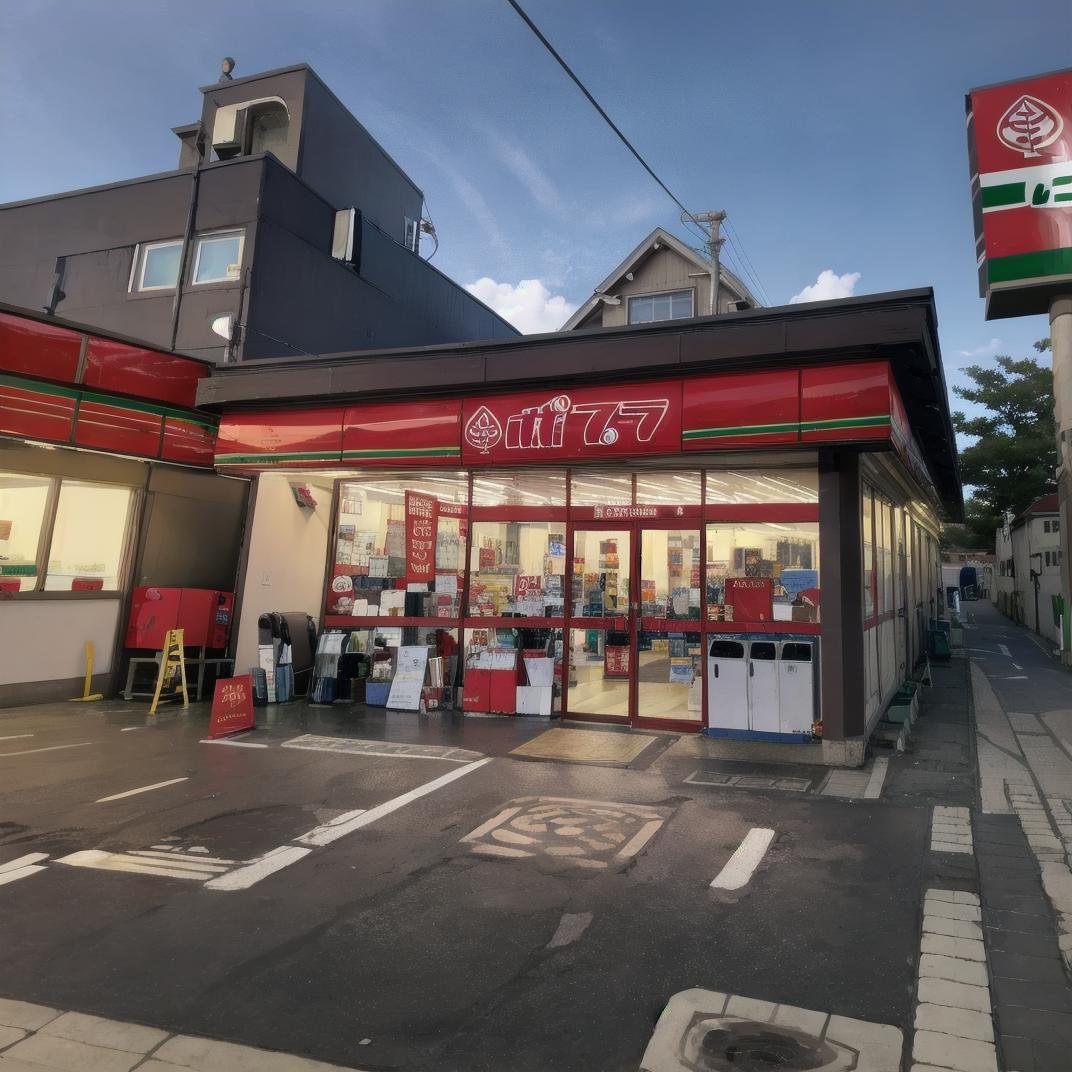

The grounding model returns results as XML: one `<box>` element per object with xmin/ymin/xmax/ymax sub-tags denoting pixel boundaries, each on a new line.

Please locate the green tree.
<box><xmin>950</xmin><ymin>343</ymin><xmax>1055</xmax><ymax>542</ymax></box>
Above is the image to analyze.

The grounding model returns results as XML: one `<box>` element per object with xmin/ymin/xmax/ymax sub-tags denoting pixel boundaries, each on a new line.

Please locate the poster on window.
<box><xmin>405</xmin><ymin>491</ymin><xmax>439</xmax><ymax>583</ymax></box>
<box><xmin>725</xmin><ymin>577</ymin><xmax>773</xmax><ymax>622</ymax></box>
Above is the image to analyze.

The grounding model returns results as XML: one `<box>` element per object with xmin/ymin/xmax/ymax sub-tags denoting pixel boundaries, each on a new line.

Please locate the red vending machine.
<box><xmin>126</xmin><ymin>587</ymin><xmax>235</xmax><ymax>650</ymax></box>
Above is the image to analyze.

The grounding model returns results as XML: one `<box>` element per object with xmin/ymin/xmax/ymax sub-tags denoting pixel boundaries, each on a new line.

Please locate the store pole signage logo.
<box><xmin>998</xmin><ymin>95</ymin><xmax>1064</xmax><ymax>158</ymax></box>
<box><xmin>464</xmin><ymin>393</ymin><xmax>670</xmax><ymax>456</ymax></box>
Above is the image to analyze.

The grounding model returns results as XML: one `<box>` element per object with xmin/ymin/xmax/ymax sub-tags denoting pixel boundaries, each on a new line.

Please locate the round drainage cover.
<box><xmin>688</xmin><ymin>1019</ymin><xmax>838</xmax><ymax>1072</ymax></box>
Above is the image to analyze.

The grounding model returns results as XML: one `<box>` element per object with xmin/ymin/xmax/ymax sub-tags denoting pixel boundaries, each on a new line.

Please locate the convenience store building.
<box><xmin>196</xmin><ymin>288</ymin><xmax>960</xmax><ymax>766</ymax></box>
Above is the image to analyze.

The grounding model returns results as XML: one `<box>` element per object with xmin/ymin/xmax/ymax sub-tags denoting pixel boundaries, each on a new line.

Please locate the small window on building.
<box><xmin>192</xmin><ymin>230</ymin><xmax>244</xmax><ymax>284</ymax></box>
<box><xmin>1055</xmin><ymin>518</ymin><xmax>1061</xmax><ymax>533</ymax></box>
<box><xmin>628</xmin><ymin>289</ymin><xmax>694</xmax><ymax>324</ymax></box>
<box><xmin>1045</xmin><ymin>551</ymin><xmax>1051</xmax><ymax>566</ymax></box>
<box><xmin>1044</xmin><ymin>519</ymin><xmax>1052</xmax><ymax>533</ymax></box>
<box><xmin>133</xmin><ymin>239</ymin><xmax>182</xmax><ymax>291</ymax></box>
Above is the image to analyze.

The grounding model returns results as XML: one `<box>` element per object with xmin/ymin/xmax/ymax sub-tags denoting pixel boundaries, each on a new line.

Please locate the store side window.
<box><xmin>328</xmin><ymin>473</ymin><xmax>467</xmax><ymax>620</ymax></box>
<box><xmin>706</xmin><ymin>468</ymin><xmax>818</xmax><ymax>504</ymax></box>
<box><xmin>0</xmin><ymin>473</ymin><xmax>52</xmax><ymax>592</ymax></box>
<box><xmin>44</xmin><ymin>481</ymin><xmax>134</xmax><ymax>591</ymax></box>
<box><xmin>862</xmin><ymin>486</ymin><xmax>875</xmax><ymax>620</ymax></box>
<box><xmin>705</xmin><ymin>521</ymin><xmax>820</xmax><ymax>624</ymax></box>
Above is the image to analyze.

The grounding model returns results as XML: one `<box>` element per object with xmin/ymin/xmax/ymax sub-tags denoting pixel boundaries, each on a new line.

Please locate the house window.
<box><xmin>1055</xmin><ymin>518</ymin><xmax>1061</xmax><ymax>533</ymax></box>
<box><xmin>1044</xmin><ymin>519</ymin><xmax>1051</xmax><ymax>533</ymax></box>
<box><xmin>192</xmin><ymin>230</ymin><xmax>244</xmax><ymax>284</ymax></box>
<box><xmin>404</xmin><ymin>216</ymin><xmax>419</xmax><ymax>252</ymax></box>
<box><xmin>133</xmin><ymin>239</ymin><xmax>182</xmax><ymax>291</ymax></box>
<box><xmin>1045</xmin><ymin>551</ymin><xmax>1051</xmax><ymax>566</ymax></box>
<box><xmin>628</xmin><ymin>289</ymin><xmax>694</xmax><ymax>324</ymax></box>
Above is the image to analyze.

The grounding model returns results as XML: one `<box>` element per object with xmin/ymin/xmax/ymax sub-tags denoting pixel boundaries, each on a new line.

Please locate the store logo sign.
<box><xmin>464</xmin><ymin>392</ymin><xmax>670</xmax><ymax>456</ymax></box>
<box><xmin>998</xmin><ymin>94</ymin><xmax>1064</xmax><ymax>158</ymax></box>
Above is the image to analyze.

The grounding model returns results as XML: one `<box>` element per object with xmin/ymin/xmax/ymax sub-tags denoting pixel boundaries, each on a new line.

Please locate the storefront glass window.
<box><xmin>706</xmin><ymin>468</ymin><xmax>818</xmax><ymax>504</ymax></box>
<box><xmin>862</xmin><ymin>486</ymin><xmax>875</xmax><ymax>619</ymax></box>
<box><xmin>44</xmin><ymin>481</ymin><xmax>133</xmax><ymax>591</ymax></box>
<box><xmin>641</xmin><ymin>528</ymin><xmax>702</xmax><ymax>618</ymax></box>
<box><xmin>468</xmin><ymin>521</ymin><xmax>566</xmax><ymax>617</ymax></box>
<box><xmin>705</xmin><ymin>521</ymin><xmax>820</xmax><ymax>624</ymax></box>
<box><xmin>635</xmin><ymin>471</ymin><xmax>701</xmax><ymax>505</ymax></box>
<box><xmin>0</xmin><ymin>473</ymin><xmax>52</xmax><ymax>592</ymax></box>
<box><xmin>569</xmin><ymin>471</ymin><xmax>632</xmax><ymax>506</ymax></box>
<box><xmin>470</xmin><ymin>470</ymin><xmax>566</xmax><ymax>507</ymax></box>
<box><xmin>877</xmin><ymin>498</ymin><xmax>893</xmax><ymax>613</ymax></box>
<box><xmin>572</xmin><ymin>529</ymin><xmax>630</xmax><ymax>617</ymax></box>
<box><xmin>568</xmin><ymin>627</ymin><xmax>630</xmax><ymax>714</ymax></box>
<box><xmin>637</xmin><ymin>628</ymin><xmax>703</xmax><ymax>721</ymax></box>
<box><xmin>329</xmin><ymin>472</ymin><xmax>467</xmax><ymax>619</ymax></box>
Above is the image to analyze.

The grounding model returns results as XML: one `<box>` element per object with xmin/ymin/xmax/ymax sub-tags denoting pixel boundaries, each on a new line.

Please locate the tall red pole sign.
<box><xmin>405</xmin><ymin>491</ymin><xmax>439</xmax><ymax>583</ymax></box>
<box><xmin>967</xmin><ymin>69</ymin><xmax>1072</xmax><ymax>319</ymax></box>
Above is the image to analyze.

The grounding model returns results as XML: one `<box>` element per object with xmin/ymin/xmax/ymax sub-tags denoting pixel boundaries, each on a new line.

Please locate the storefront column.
<box><xmin>818</xmin><ymin>450</ymin><xmax>866</xmax><ymax>766</ymax></box>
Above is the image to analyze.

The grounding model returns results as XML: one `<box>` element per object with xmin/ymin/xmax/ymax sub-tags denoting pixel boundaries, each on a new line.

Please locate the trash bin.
<box><xmin>778</xmin><ymin>641</ymin><xmax>814</xmax><ymax>735</ymax></box>
<box><xmin>747</xmin><ymin>640</ymin><xmax>779</xmax><ymax>733</ymax></box>
<box><xmin>707</xmin><ymin>639</ymin><xmax>748</xmax><ymax>732</ymax></box>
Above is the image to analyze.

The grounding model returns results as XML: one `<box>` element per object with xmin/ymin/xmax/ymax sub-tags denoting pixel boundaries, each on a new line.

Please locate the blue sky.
<box><xmin>2</xmin><ymin>0</ymin><xmax>1069</xmax><ymax>411</ymax></box>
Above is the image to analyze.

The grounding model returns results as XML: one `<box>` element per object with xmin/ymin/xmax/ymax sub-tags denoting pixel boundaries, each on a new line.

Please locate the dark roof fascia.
<box><xmin>0</xmin><ymin>167</ymin><xmax>192</xmax><ymax>212</ymax></box>
<box><xmin>198</xmin><ymin>63</ymin><xmax>314</xmax><ymax>93</ymax></box>
<box><xmin>196</xmin><ymin>288</ymin><xmax>962</xmax><ymax>516</ymax></box>
<box><xmin>0</xmin><ymin>300</ymin><xmax>215</xmax><ymax>370</ymax></box>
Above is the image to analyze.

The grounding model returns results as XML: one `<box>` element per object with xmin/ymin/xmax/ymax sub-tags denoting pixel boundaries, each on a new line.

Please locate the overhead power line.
<box><xmin>505</xmin><ymin>0</ymin><xmax>770</xmax><ymax>305</ymax></box>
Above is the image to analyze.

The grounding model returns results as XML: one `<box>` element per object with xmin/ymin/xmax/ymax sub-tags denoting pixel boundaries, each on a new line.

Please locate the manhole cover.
<box><xmin>696</xmin><ymin>1021</ymin><xmax>836</xmax><ymax>1071</ymax></box>
<box><xmin>640</xmin><ymin>990</ymin><xmax>903</xmax><ymax>1072</ymax></box>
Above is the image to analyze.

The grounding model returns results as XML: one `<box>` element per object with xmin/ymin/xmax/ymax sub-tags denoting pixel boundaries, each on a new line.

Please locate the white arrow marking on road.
<box><xmin>710</xmin><ymin>828</ymin><xmax>776</xmax><ymax>890</ymax></box>
<box><xmin>95</xmin><ymin>777</ymin><xmax>189</xmax><ymax>803</ymax></box>
<box><xmin>1012</xmin><ymin>663</ymin><xmax>1022</xmax><ymax>670</ymax></box>
<box><xmin>998</xmin><ymin>644</ymin><xmax>1011</xmax><ymax>657</ymax></box>
<box><xmin>0</xmin><ymin>742</ymin><xmax>92</xmax><ymax>758</ymax></box>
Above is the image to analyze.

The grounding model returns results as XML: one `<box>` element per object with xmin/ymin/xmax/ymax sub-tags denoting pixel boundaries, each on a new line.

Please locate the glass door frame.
<box><xmin>563</xmin><ymin>517</ymin><xmax>706</xmax><ymax>732</ymax></box>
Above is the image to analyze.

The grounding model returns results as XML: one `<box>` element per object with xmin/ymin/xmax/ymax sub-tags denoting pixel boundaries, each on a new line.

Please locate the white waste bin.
<box><xmin>747</xmin><ymin>640</ymin><xmax>779</xmax><ymax>734</ymax></box>
<box><xmin>778</xmin><ymin>641</ymin><xmax>814</xmax><ymax>735</ymax></box>
<box><xmin>707</xmin><ymin>639</ymin><xmax>748</xmax><ymax>732</ymax></box>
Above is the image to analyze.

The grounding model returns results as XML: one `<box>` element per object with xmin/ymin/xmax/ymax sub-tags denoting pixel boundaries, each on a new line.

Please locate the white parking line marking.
<box><xmin>199</xmin><ymin>738</ymin><xmax>269</xmax><ymax>749</ymax></box>
<box><xmin>128</xmin><ymin>852</ymin><xmax>231</xmax><ymax>872</ymax></box>
<box><xmin>294</xmin><ymin>757</ymin><xmax>492</xmax><ymax>849</ymax></box>
<box><xmin>710</xmin><ymin>828</ymin><xmax>776</xmax><ymax>890</ymax></box>
<box><xmin>0</xmin><ymin>864</ymin><xmax>48</xmax><ymax>887</ymax></box>
<box><xmin>1012</xmin><ymin>662</ymin><xmax>1022</xmax><ymax>670</ymax></box>
<box><xmin>95</xmin><ymin>777</ymin><xmax>189</xmax><ymax>803</ymax></box>
<box><xmin>864</xmin><ymin>756</ymin><xmax>890</xmax><ymax>800</ymax></box>
<box><xmin>0</xmin><ymin>734</ymin><xmax>34</xmax><ymax>741</ymax></box>
<box><xmin>998</xmin><ymin>644</ymin><xmax>1011</xmax><ymax>657</ymax></box>
<box><xmin>205</xmin><ymin>846</ymin><xmax>312</xmax><ymax>891</ymax></box>
<box><xmin>57</xmin><ymin>850</ymin><xmax>220</xmax><ymax>881</ymax></box>
<box><xmin>120</xmin><ymin>726</ymin><xmax>140</xmax><ymax>732</ymax></box>
<box><xmin>0</xmin><ymin>742</ymin><xmax>92</xmax><ymax>758</ymax></box>
<box><xmin>0</xmin><ymin>853</ymin><xmax>49</xmax><ymax>872</ymax></box>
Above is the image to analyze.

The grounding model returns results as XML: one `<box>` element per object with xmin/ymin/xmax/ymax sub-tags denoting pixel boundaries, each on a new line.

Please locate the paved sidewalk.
<box><xmin>0</xmin><ymin>999</ymin><xmax>365</xmax><ymax>1071</ymax></box>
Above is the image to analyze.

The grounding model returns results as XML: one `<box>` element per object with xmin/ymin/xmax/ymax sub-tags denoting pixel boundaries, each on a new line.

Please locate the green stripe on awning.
<box><xmin>341</xmin><ymin>446</ymin><xmax>461</xmax><ymax>458</ymax></box>
<box><xmin>215</xmin><ymin>451</ymin><xmax>340</xmax><ymax>464</ymax></box>
<box><xmin>800</xmin><ymin>414</ymin><xmax>890</xmax><ymax>431</ymax></box>
<box><xmin>0</xmin><ymin>374</ymin><xmax>79</xmax><ymax>400</ymax></box>
<box><xmin>988</xmin><ymin>247</ymin><xmax>1072</xmax><ymax>284</ymax></box>
<box><xmin>683</xmin><ymin>421</ymin><xmax>799</xmax><ymax>440</ymax></box>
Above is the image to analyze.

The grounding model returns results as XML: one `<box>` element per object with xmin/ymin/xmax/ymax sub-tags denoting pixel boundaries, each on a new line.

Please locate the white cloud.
<box><xmin>466</xmin><ymin>278</ymin><xmax>578</xmax><ymax>334</ymax></box>
<box><xmin>789</xmin><ymin>269</ymin><xmax>861</xmax><ymax>304</ymax></box>
<box><xmin>959</xmin><ymin>338</ymin><xmax>1003</xmax><ymax>358</ymax></box>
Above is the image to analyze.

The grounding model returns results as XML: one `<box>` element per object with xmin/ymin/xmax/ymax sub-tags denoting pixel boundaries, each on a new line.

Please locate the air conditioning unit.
<box><xmin>728</xmin><ymin>299</ymin><xmax>752</xmax><ymax>312</ymax></box>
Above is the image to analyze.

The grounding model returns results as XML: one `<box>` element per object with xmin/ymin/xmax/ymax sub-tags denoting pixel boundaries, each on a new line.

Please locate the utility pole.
<box><xmin>682</xmin><ymin>210</ymin><xmax>726</xmax><ymax>315</ymax></box>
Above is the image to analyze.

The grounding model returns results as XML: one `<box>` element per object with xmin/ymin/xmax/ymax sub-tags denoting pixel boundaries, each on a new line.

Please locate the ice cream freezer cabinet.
<box><xmin>705</xmin><ymin>636</ymin><xmax>816</xmax><ymax>741</ymax></box>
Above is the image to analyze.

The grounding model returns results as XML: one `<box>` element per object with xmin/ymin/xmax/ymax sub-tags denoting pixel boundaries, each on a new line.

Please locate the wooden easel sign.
<box><xmin>149</xmin><ymin>628</ymin><xmax>189</xmax><ymax>715</ymax></box>
<box><xmin>209</xmin><ymin>675</ymin><xmax>255</xmax><ymax>739</ymax></box>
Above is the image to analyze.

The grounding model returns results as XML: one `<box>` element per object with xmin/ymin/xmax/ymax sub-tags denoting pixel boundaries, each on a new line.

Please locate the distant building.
<box><xmin>994</xmin><ymin>494</ymin><xmax>1062</xmax><ymax>637</ymax></box>
<box><xmin>0</xmin><ymin>63</ymin><xmax>516</xmax><ymax>363</ymax></box>
<box><xmin>561</xmin><ymin>227</ymin><xmax>759</xmax><ymax>330</ymax></box>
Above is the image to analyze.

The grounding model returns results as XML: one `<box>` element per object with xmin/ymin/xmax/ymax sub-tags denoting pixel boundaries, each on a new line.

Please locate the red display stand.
<box><xmin>604</xmin><ymin>645</ymin><xmax>630</xmax><ymax>678</ymax></box>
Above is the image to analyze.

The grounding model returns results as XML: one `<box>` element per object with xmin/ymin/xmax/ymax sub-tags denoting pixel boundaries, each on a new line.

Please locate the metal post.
<box><xmin>1051</xmin><ymin>296</ymin><xmax>1072</xmax><ymax>658</ymax></box>
<box><xmin>708</xmin><ymin>211</ymin><xmax>725</xmax><ymax>315</ymax></box>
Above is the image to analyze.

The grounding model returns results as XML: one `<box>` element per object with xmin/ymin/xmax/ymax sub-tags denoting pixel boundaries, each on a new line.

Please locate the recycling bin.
<box><xmin>747</xmin><ymin>640</ymin><xmax>779</xmax><ymax>734</ymax></box>
<box><xmin>778</xmin><ymin>641</ymin><xmax>815</xmax><ymax>735</ymax></box>
<box><xmin>707</xmin><ymin>639</ymin><xmax>748</xmax><ymax>732</ymax></box>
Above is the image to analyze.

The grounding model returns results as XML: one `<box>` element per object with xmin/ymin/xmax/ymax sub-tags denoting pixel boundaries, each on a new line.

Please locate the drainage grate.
<box><xmin>697</xmin><ymin>1022</ymin><xmax>836</xmax><ymax>1071</ymax></box>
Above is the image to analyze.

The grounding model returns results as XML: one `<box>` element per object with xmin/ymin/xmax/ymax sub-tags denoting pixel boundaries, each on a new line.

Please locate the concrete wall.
<box><xmin>232</xmin><ymin>473</ymin><xmax>334</xmax><ymax>678</ymax></box>
<box><xmin>0</xmin><ymin>598</ymin><xmax>121</xmax><ymax>703</ymax></box>
<box><xmin>1008</xmin><ymin>516</ymin><xmax>1062</xmax><ymax>637</ymax></box>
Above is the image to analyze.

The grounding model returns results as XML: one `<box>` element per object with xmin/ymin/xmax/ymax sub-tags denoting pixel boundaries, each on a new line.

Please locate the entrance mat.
<box><xmin>510</xmin><ymin>727</ymin><xmax>659</xmax><ymax>766</ymax></box>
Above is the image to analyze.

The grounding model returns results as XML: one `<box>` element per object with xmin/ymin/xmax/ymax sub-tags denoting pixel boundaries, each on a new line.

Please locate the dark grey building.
<box><xmin>0</xmin><ymin>63</ymin><xmax>517</xmax><ymax>363</ymax></box>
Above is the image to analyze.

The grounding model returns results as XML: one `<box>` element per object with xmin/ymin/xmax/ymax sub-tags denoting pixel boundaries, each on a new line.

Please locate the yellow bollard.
<box><xmin>69</xmin><ymin>641</ymin><xmax>104</xmax><ymax>702</ymax></box>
